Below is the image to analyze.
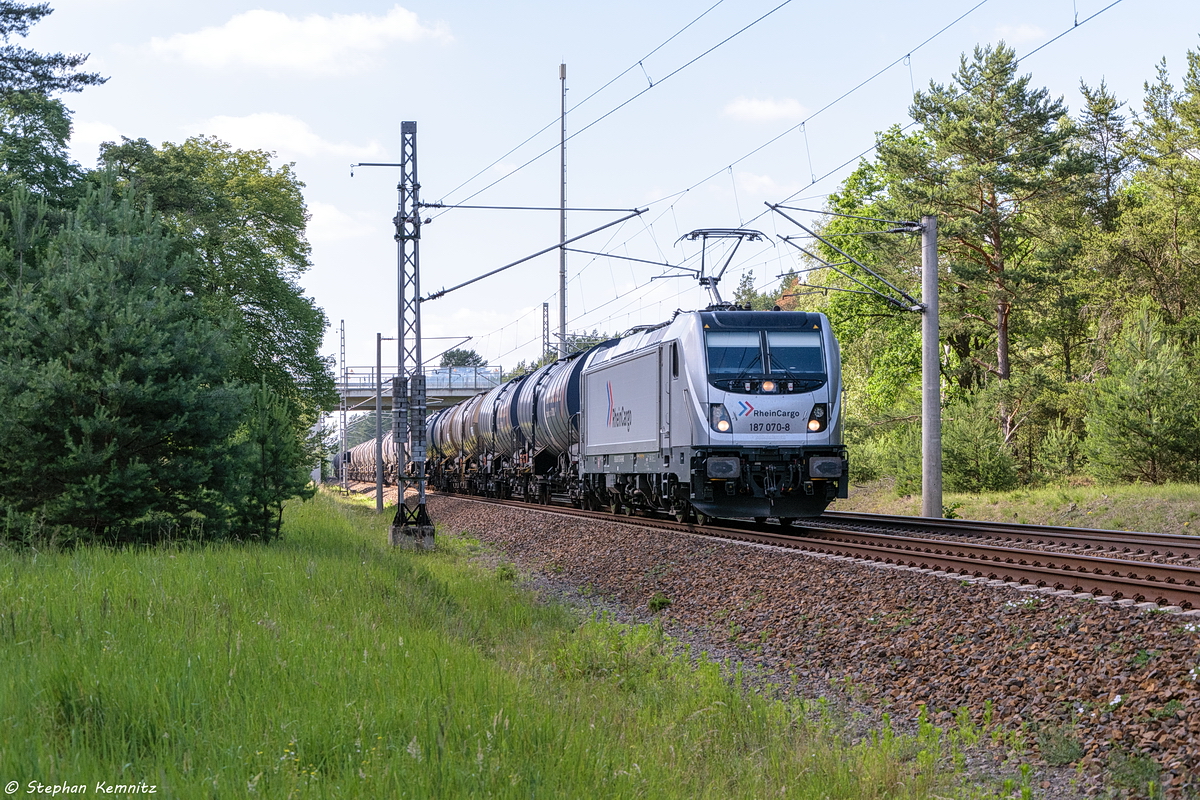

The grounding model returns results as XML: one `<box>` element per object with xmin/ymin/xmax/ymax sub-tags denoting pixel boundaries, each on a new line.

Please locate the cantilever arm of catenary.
<box><xmin>777</xmin><ymin>238</ymin><xmax>912</xmax><ymax>312</ymax></box>
<box><xmin>423</xmin><ymin>209</ymin><xmax>646</xmax><ymax>302</ymax></box>
<box><xmin>767</xmin><ymin>202</ymin><xmax>923</xmax><ymax>311</ymax></box>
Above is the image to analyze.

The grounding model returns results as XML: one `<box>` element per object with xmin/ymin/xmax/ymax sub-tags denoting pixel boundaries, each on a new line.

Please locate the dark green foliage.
<box><xmin>439</xmin><ymin>347</ymin><xmax>486</xmax><ymax>367</ymax></box>
<box><xmin>96</xmin><ymin>135</ymin><xmax>336</xmax><ymax>423</ymax></box>
<box><xmin>942</xmin><ymin>392</ymin><xmax>1019</xmax><ymax>493</ymax></box>
<box><xmin>0</xmin><ymin>9</ymin><xmax>325</xmax><ymax>544</ymax></box>
<box><xmin>0</xmin><ymin>183</ymin><xmax>248</xmax><ymax>542</ymax></box>
<box><xmin>0</xmin><ymin>2</ymin><xmax>105</xmax><ymax>96</ymax></box>
<box><xmin>805</xmin><ymin>41</ymin><xmax>1200</xmax><ymax>491</ymax></box>
<box><xmin>231</xmin><ymin>381</ymin><xmax>316</xmax><ymax>541</ymax></box>
<box><xmin>1106</xmin><ymin>52</ymin><xmax>1200</xmax><ymax>324</ymax></box>
<box><xmin>1084</xmin><ymin>302</ymin><xmax>1200</xmax><ymax>484</ymax></box>
<box><xmin>732</xmin><ymin>272</ymin><xmax>779</xmax><ymax>310</ymax></box>
<box><xmin>877</xmin><ymin>43</ymin><xmax>1088</xmax><ymax>407</ymax></box>
<box><xmin>0</xmin><ymin>90</ymin><xmax>80</xmax><ymax>204</ymax></box>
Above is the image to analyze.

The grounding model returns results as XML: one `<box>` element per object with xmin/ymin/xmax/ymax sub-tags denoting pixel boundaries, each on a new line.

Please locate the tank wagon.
<box><xmin>426</xmin><ymin>307</ymin><xmax>847</xmax><ymax>522</ymax></box>
<box><xmin>340</xmin><ymin>430</ymin><xmax>401</xmax><ymax>483</ymax></box>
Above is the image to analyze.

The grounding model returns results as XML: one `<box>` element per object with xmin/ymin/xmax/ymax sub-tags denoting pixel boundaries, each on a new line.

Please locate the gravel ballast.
<box><xmin>425</xmin><ymin>493</ymin><xmax>1200</xmax><ymax>797</ymax></box>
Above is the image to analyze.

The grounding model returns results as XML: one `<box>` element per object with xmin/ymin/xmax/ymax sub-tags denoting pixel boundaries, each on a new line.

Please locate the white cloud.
<box><xmin>734</xmin><ymin>171</ymin><xmax>805</xmax><ymax>198</ymax></box>
<box><xmin>994</xmin><ymin>24</ymin><xmax>1045</xmax><ymax>45</ymax></box>
<box><xmin>307</xmin><ymin>201</ymin><xmax>376</xmax><ymax>244</ymax></box>
<box><xmin>186</xmin><ymin>113</ymin><xmax>384</xmax><ymax>161</ymax></box>
<box><xmin>724</xmin><ymin>97</ymin><xmax>807</xmax><ymax>122</ymax></box>
<box><xmin>149</xmin><ymin>5</ymin><xmax>452</xmax><ymax>74</ymax></box>
<box><xmin>69</xmin><ymin>120</ymin><xmax>125</xmax><ymax>166</ymax></box>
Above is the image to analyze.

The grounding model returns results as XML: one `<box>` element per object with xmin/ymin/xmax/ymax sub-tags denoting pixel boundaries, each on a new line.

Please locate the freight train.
<box><xmin>412</xmin><ymin>307</ymin><xmax>847</xmax><ymax>523</ymax></box>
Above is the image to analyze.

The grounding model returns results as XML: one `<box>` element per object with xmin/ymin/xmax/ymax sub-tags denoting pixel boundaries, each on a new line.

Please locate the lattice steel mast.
<box><xmin>391</xmin><ymin>121</ymin><xmax>434</xmax><ymax>547</ymax></box>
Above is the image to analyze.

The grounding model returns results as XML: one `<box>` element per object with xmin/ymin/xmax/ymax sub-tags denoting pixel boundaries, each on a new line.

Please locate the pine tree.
<box><xmin>0</xmin><ymin>2</ymin><xmax>105</xmax><ymax>97</ymax></box>
<box><xmin>0</xmin><ymin>182</ymin><xmax>248</xmax><ymax>541</ymax></box>
<box><xmin>1084</xmin><ymin>301</ymin><xmax>1200</xmax><ymax>483</ymax></box>
<box><xmin>875</xmin><ymin>43</ymin><xmax>1089</xmax><ymax>437</ymax></box>
<box><xmin>232</xmin><ymin>381</ymin><xmax>315</xmax><ymax>541</ymax></box>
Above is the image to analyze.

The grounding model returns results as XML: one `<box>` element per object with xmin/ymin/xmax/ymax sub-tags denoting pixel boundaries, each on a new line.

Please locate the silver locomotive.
<box><xmin>426</xmin><ymin>307</ymin><xmax>847</xmax><ymax>522</ymax></box>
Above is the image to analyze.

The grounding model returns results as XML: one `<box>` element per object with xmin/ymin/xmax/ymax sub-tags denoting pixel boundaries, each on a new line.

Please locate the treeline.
<box><xmin>0</xmin><ymin>2</ymin><xmax>334</xmax><ymax>544</ymax></box>
<box><xmin>747</xmin><ymin>42</ymin><xmax>1200</xmax><ymax>492</ymax></box>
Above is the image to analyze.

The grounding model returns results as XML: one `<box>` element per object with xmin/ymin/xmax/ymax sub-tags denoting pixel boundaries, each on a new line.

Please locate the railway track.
<box><xmin>818</xmin><ymin>511</ymin><xmax>1200</xmax><ymax>561</ymax></box>
<box><xmin>438</xmin><ymin>493</ymin><xmax>1200</xmax><ymax>609</ymax></box>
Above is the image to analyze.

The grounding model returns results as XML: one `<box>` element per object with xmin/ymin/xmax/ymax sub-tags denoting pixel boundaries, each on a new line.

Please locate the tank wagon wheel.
<box><xmin>673</xmin><ymin>506</ymin><xmax>693</xmax><ymax>524</ymax></box>
<box><xmin>778</xmin><ymin>518</ymin><xmax>795</xmax><ymax>527</ymax></box>
<box><xmin>694</xmin><ymin>511</ymin><xmax>710</xmax><ymax>526</ymax></box>
<box><xmin>754</xmin><ymin>516</ymin><xmax>767</xmax><ymax>525</ymax></box>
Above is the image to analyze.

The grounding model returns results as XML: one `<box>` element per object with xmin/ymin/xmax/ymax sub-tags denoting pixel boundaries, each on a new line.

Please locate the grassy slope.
<box><xmin>0</xmin><ymin>491</ymin><xmax>1025</xmax><ymax>799</ymax></box>
<box><xmin>835</xmin><ymin>479</ymin><xmax>1200</xmax><ymax>534</ymax></box>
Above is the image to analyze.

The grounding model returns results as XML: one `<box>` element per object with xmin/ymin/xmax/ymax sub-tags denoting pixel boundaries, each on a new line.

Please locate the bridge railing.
<box><xmin>337</xmin><ymin>365</ymin><xmax>503</xmax><ymax>394</ymax></box>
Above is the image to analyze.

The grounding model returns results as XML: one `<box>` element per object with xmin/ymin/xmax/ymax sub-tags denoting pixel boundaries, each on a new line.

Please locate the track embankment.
<box><xmin>427</xmin><ymin>493</ymin><xmax>1200</xmax><ymax>797</ymax></box>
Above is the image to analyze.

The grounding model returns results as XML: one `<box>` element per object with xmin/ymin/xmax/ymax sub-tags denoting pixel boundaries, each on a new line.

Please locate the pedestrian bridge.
<box><xmin>338</xmin><ymin>365</ymin><xmax>502</xmax><ymax>412</ymax></box>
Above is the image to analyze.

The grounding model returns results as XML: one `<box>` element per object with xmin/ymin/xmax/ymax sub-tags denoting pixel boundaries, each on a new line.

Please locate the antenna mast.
<box><xmin>558</xmin><ymin>63</ymin><xmax>568</xmax><ymax>356</ymax></box>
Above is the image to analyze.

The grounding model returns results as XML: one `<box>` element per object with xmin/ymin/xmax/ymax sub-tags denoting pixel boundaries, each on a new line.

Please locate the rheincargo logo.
<box><xmin>607</xmin><ymin>381</ymin><xmax>633</xmax><ymax>430</ymax></box>
<box><xmin>751</xmin><ymin>409</ymin><xmax>802</xmax><ymax>419</ymax></box>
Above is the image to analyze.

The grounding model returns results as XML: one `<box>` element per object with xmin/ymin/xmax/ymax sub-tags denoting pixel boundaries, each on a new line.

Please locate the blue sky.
<box><xmin>24</xmin><ymin>0</ymin><xmax>1200</xmax><ymax>373</ymax></box>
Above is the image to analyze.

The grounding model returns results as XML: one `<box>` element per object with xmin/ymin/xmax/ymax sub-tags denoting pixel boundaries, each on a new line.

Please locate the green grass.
<box><xmin>1</xmin><ymin>491</ymin><xmax>1021</xmax><ymax>798</ymax></box>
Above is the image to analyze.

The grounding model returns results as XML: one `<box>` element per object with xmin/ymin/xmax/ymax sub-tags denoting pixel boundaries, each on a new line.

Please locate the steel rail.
<box><xmin>434</xmin><ymin>493</ymin><xmax>1200</xmax><ymax>608</ymax></box>
<box><xmin>819</xmin><ymin>511</ymin><xmax>1200</xmax><ymax>560</ymax></box>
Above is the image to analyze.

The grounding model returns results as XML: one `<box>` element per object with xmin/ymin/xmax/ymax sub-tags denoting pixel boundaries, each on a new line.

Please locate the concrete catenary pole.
<box><xmin>375</xmin><ymin>332</ymin><xmax>384</xmax><ymax>512</ymax></box>
<box><xmin>921</xmin><ymin>215</ymin><xmax>942</xmax><ymax>518</ymax></box>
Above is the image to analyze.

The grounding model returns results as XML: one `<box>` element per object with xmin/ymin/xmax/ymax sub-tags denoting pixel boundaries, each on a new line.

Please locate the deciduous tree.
<box><xmin>97</xmin><ymin>135</ymin><xmax>336</xmax><ymax>422</ymax></box>
<box><xmin>439</xmin><ymin>348</ymin><xmax>486</xmax><ymax>367</ymax></box>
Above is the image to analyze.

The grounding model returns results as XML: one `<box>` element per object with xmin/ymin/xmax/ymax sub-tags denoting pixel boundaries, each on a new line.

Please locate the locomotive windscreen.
<box><xmin>766</xmin><ymin>330</ymin><xmax>824</xmax><ymax>374</ymax></box>
<box><xmin>705</xmin><ymin>331</ymin><xmax>762</xmax><ymax>376</ymax></box>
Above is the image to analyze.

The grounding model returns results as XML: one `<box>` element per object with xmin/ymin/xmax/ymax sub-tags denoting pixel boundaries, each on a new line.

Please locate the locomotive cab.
<box><xmin>688</xmin><ymin>310</ymin><xmax>848</xmax><ymax>519</ymax></box>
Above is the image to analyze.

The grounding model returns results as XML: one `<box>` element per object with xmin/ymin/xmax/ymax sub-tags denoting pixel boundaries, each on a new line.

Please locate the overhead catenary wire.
<box><xmin>432</xmin><ymin>0</ymin><xmax>796</xmax><ymax>217</ymax></box>
<box><xmin>435</xmin><ymin>0</ymin><xmax>729</xmax><ymax>206</ymax></box>
<box><xmin>437</xmin><ymin>0</ymin><xmax>1130</xmax><ymax>363</ymax></box>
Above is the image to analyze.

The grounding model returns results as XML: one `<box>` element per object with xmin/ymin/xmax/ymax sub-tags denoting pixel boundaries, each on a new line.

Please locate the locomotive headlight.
<box><xmin>710</xmin><ymin>404</ymin><xmax>733</xmax><ymax>433</ymax></box>
<box><xmin>807</xmin><ymin>403</ymin><xmax>828</xmax><ymax>432</ymax></box>
<box><xmin>761</xmin><ymin>380</ymin><xmax>777</xmax><ymax>393</ymax></box>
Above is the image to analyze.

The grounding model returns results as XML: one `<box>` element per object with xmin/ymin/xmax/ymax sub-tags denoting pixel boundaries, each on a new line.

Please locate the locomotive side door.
<box><xmin>659</xmin><ymin>343</ymin><xmax>670</xmax><ymax>453</ymax></box>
